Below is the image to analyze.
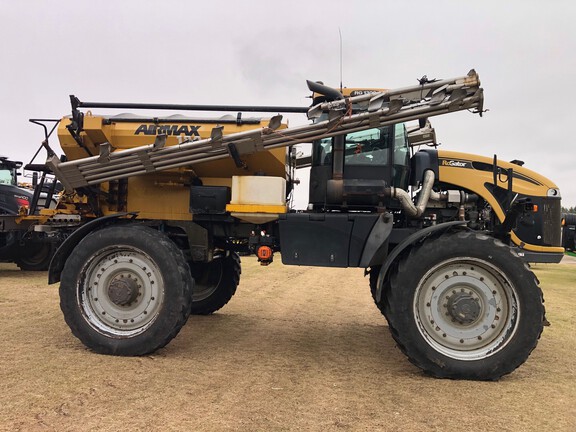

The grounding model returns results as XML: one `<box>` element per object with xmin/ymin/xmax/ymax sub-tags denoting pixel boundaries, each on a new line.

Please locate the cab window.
<box><xmin>0</xmin><ymin>168</ymin><xmax>14</xmax><ymax>185</ymax></box>
<box><xmin>345</xmin><ymin>128</ymin><xmax>389</xmax><ymax>165</ymax></box>
<box><xmin>392</xmin><ymin>123</ymin><xmax>410</xmax><ymax>188</ymax></box>
<box><xmin>313</xmin><ymin>127</ymin><xmax>391</xmax><ymax>166</ymax></box>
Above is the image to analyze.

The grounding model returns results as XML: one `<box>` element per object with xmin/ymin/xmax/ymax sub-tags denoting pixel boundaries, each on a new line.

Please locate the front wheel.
<box><xmin>381</xmin><ymin>230</ymin><xmax>544</xmax><ymax>380</ymax></box>
<box><xmin>59</xmin><ymin>225</ymin><xmax>193</xmax><ymax>356</ymax></box>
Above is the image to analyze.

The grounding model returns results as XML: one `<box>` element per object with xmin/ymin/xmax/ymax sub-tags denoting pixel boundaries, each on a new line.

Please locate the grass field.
<box><xmin>0</xmin><ymin>258</ymin><xmax>575</xmax><ymax>431</ymax></box>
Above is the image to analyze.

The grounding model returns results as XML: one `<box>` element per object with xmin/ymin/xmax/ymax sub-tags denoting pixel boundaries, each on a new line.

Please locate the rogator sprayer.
<box><xmin>29</xmin><ymin>70</ymin><xmax>564</xmax><ymax>379</ymax></box>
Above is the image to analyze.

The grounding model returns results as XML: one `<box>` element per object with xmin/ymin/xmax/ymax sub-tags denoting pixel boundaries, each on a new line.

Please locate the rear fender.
<box><xmin>48</xmin><ymin>212</ymin><xmax>136</xmax><ymax>284</ymax></box>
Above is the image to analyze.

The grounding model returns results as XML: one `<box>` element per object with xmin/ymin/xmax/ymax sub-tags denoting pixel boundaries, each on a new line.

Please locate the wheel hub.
<box><xmin>446</xmin><ymin>291</ymin><xmax>480</xmax><ymax>324</ymax></box>
<box><xmin>107</xmin><ymin>276</ymin><xmax>140</xmax><ymax>306</ymax></box>
<box><xmin>82</xmin><ymin>248</ymin><xmax>165</xmax><ymax>335</ymax></box>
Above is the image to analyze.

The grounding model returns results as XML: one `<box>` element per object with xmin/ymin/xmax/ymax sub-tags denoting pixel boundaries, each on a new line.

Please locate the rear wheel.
<box><xmin>380</xmin><ymin>230</ymin><xmax>544</xmax><ymax>380</ymax></box>
<box><xmin>369</xmin><ymin>265</ymin><xmax>385</xmax><ymax>315</ymax></box>
<box><xmin>16</xmin><ymin>242</ymin><xmax>55</xmax><ymax>271</ymax></box>
<box><xmin>59</xmin><ymin>225</ymin><xmax>193</xmax><ymax>355</ymax></box>
<box><xmin>189</xmin><ymin>252</ymin><xmax>241</xmax><ymax>315</ymax></box>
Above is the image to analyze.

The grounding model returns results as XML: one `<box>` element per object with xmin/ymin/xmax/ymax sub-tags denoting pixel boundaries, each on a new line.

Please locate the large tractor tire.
<box><xmin>369</xmin><ymin>265</ymin><xmax>384</xmax><ymax>313</ymax></box>
<box><xmin>563</xmin><ymin>213</ymin><xmax>576</xmax><ymax>226</ymax></box>
<box><xmin>15</xmin><ymin>242</ymin><xmax>55</xmax><ymax>271</ymax></box>
<box><xmin>379</xmin><ymin>230</ymin><xmax>544</xmax><ymax>380</ymax></box>
<box><xmin>189</xmin><ymin>252</ymin><xmax>241</xmax><ymax>315</ymax></box>
<box><xmin>59</xmin><ymin>225</ymin><xmax>193</xmax><ymax>356</ymax></box>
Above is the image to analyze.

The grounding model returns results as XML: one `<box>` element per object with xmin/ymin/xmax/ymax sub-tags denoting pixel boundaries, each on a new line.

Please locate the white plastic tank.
<box><xmin>230</xmin><ymin>176</ymin><xmax>286</xmax><ymax>206</ymax></box>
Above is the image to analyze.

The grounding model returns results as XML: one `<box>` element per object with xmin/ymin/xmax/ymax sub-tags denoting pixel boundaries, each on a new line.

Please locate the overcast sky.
<box><xmin>1</xmin><ymin>1</ymin><xmax>575</xmax><ymax>208</ymax></box>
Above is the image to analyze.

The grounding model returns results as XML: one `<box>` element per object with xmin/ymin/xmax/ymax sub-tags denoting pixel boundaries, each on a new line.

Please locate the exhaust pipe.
<box><xmin>306</xmin><ymin>80</ymin><xmax>344</xmax><ymax>102</ymax></box>
<box><xmin>390</xmin><ymin>170</ymin><xmax>435</xmax><ymax>217</ymax></box>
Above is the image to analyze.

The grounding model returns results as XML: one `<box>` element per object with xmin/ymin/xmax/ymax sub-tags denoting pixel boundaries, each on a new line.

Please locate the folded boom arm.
<box><xmin>48</xmin><ymin>70</ymin><xmax>483</xmax><ymax>191</ymax></box>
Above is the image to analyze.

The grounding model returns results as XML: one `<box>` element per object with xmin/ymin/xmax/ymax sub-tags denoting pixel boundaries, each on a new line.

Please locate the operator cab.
<box><xmin>309</xmin><ymin>122</ymin><xmax>411</xmax><ymax>210</ymax></box>
<box><xmin>306</xmin><ymin>82</ymin><xmax>412</xmax><ymax>211</ymax></box>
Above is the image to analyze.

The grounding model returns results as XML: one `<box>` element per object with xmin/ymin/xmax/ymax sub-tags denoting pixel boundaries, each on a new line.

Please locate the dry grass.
<box><xmin>0</xmin><ymin>258</ymin><xmax>575</xmax><ymax>431</ymax></box>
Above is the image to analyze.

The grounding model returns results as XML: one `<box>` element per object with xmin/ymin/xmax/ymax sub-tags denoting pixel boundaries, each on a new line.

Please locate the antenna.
<box><xmin>338</xmin><ymin>28</ymin><xmax>343</xmax><ymax>92</ymax></box>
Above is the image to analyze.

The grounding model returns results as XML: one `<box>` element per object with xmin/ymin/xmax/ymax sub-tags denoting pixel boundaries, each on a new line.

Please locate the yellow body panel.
<box><xmin>225</xmin><ymin>204</ymin><xmax>287</xmax><ymax>214</ymax></box>
<box><xmin>438</xmin><ymin>150</ymin><xmax>557</xmax><ymax>221</ymax></box>
<box><xmin>509</xmin><ymin>232</ymin><xmax>564</xmax><ymax>253</ymax></box>
<box><xmin>57</xmin><ymin>114</ymin><xmax>288</xmax><ymax>219</ymax></box>
<box><xmin>126</xmin><ymin>175</ymin><xmax>192</xmax><ymax>220</ymax></box>
<box><xmin>437</xmin><ymin>150</ymin><xmax>560</xmax><ymax>250</ymax></box>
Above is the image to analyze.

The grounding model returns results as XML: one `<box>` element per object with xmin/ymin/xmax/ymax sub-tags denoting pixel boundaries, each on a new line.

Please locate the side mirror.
<box><xmin>407</xmin><ymin>120</ymin><xmax>437</xmax><ymax>147</ymax></box>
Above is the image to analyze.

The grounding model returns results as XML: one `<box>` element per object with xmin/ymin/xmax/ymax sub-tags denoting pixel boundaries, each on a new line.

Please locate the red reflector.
<box><xmin>532</xmin><ymin>204</ymin><xmax>538</xmax><ymax>212</ymax></box>
<box><xmin>16</xmin><ymin>198</ymin><xmax>30</xmax><ymax>208</ymax></box>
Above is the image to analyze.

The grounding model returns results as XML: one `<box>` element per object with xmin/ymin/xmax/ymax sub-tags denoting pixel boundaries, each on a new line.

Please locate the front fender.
<box><xmin>374</xmin><ymin>221</ymin><xmax>466</xmax><ymax>303</ymax></box>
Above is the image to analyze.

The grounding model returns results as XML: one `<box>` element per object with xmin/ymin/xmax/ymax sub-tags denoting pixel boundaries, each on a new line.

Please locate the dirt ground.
<box><xmin>1</xmin><ymin>257</ymin><xmax>575</xmax><ymax>431</ymax></box>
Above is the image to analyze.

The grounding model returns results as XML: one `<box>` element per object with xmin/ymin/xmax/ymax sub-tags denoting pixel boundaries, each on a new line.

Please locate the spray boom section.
<box><xmin>48</xmin><ymin>70</ymin><xmax>483</xmax><ymax>191</ymax></box>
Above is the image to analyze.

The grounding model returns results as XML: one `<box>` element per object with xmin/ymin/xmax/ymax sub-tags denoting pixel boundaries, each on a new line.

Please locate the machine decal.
<box><xmin>134</xmin><ymin>124</ymin><xmax>201</xmax><ymax>137</ymax></box>
<box><xmin>440</xmin><ymin>158</ymin><xmax>473</xmax><ymax>168</ymax></box>
<box><xmin>349</xmin><ymin>89</ymin><xmax>381</xmax><ymax>96</ymax></box>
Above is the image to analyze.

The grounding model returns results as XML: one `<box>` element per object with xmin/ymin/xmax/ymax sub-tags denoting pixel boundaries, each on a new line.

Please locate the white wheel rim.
<box><xmin>413</xmin><ymin>257</ymin><xmax>519</xmax><ymax>361</ymax></box>
<box><xmin>79</xmin><ymin>246</ymin><xmax>164</xmax><ymax>337</ymax></box>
